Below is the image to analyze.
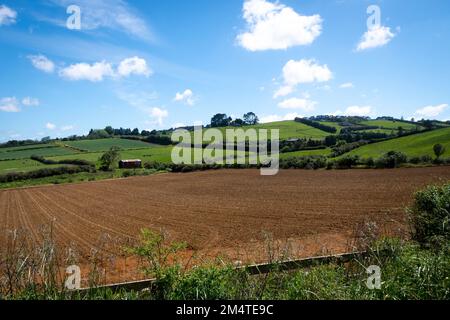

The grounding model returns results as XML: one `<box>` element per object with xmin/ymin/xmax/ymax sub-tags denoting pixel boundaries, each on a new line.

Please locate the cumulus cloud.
<box><xmin>273</xmin><ymin>86</ymin><xmax>293</xmax><ymax>99</ymax></box>
<box><xmin>174</xmin><ymin>89</ymin><xmax>195</xmax><ymax>106</ymax></box>
<box><xmin>22</xmin><ymin>97</ymin><xmax>40</xmax><ymax>107</ymax></box>
<box><xmin>357</xmin><ymin>26</ymin><xmax>395</xmax><ymax>51</ymax></box>
<box><xmin>117</xmin><ymin>56</ymin><xmax>152</xmax><ymax>77</ymax></box>
<box><xmin>260</xmin><ymin>112</ymin><xmax>303</xmax><ymax>123</ymax></box>
<box><xmin>28</xmin><ymin>55</ymin><xmax>55</xmax><ymax>73</ymax></box>
<box><xmin>0</xmin><ymin>97</ymin><xmax>20</xmax><ymax>112</ymax></box>
<box><xmin>147</xmin><ymin>107</ymin><xmax>168</xmax><ymax>126</ymax></box>
<box><xmin>0</xmin><ymin>4</ymin><xmax>16</xmax><ymax>26</ymax></box>
<box><xmin>334</xmin><ymin>106</ymin><xmax>373</xmax><ymax>117</ymax></box>
<box><xmin>274</xmin><ymin>59</ymin><xmax>332</xmax><ymax>98</ymax></box>
<box><xmin>340</xmin><ymin>82</ymin><xmax>354</xmax><ymax>89</ymax></box>
<box><xmin>414</xmin><ymin>104</ymin><xmax>448</xmax><ymax>118</ymax></box>
<box><xmin>59</xmin><ymin>61</ymin><xmax>114</xmax><ymax>82</ymax></box>
<box><xmin>46</xmin><ymin>122</ymin><xmax>56</xmax><ymax>130</ymax></box>
<box><xmin>278</xmin><ymin>97</ymin><xmax>316</xmax><ymax>111</ymax></box>
<box><xmin>59</xmin><ymin>57</ymin><xmax>150</xmax><ymax>82</ymax></box>
<box><xmin>237</xmin><ymin>0</ymin><xmax>322</xmax><ymax>51</ymax></box>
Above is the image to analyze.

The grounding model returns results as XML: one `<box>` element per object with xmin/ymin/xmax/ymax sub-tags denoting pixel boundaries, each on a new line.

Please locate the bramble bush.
<box><xmin>408</xmin><ymin>182</ymin><xmax>450</xmax><ymax>251</ymax></box>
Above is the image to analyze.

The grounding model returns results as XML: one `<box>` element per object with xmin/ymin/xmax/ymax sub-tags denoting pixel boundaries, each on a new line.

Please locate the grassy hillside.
<box><xmin>0</xmin><ymin>159</ymin><xmax>71</xmax><ymax>173</ymax></box>
<box><xmin>346</xmin><ymin>127</ymin><xmax>450</xmax><ymax>158</ymax></box>
<box><xmin>0</xmin><ymin>145</ymin><xmax>78</xmax><ymax>160</ymax></box>
<box><xmin>63</xmin><ymin>138</ymin><xmax>159</xmax><ymax>152</ymax></box>
<box><xmin>359</xmin><ymin>119</ymin><xmax>420</xmax><ymax>130</ymax></box>
<box><xmin>281</xmin><ymin>148</ymin><xmax>331</xmax><ymax>159</ymax></box>
<box><xmin>194</xmin><ymin>121</ymin><xmax>331</xmax><ymax>142</ymax></box>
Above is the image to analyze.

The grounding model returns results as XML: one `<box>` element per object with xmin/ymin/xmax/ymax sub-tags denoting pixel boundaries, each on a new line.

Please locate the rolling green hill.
<box><xmin>0</xmin><ymin>144</ymin><xmax>78</xmax><ymax>160</ymax></box>
<box><xmin>192</xmin><ymin>121</ymin><xmax>331</xmax><ymax>142</ymax></box>
<box><xmin>0</xmin><ymin>159</ymin><xmax>72</xmax><ymax>173</ymax></box>
<box><xmin>346</xmin><ymin>127</ymin><xmax>450</xmax><ymax>158</ymax></box>
<box><xmin>63</xmin><ymin>138</ymin><xmax>160</xmax><ymax>152</ymax></box>
<box><xmin>359</xmin><ymin>119</ymin><xmax>421</xmax><ymax>131</ymax></box>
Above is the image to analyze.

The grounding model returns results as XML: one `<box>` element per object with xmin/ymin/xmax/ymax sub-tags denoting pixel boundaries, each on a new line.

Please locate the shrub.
<box><xmin>408</xmin><ymin>183</ymin><xmax>450</xmax><ymax>250</ymax></box>
<box><xmin>294</xmin><ymin>118</ymin><xmax>337</xmax><ymax>133</ymax></box>
<box><xmin>121</xmin><ymin>170</ymin><xmax>135</xmax><ymax>178</ymax></box>
<box><xmin>375</xmin><ymin>151</ymin><xmax>408</xmax><ymax>168</ymax></box>
<box><xmin>0</xmin><ymin>166</ymin><xmax>92</xmax><ymax>183</ymax></box>
<box><xmin>144</xmin><ymin>161</ymin><xmax>169</xmax><ymax>171</ymax></box>
<box><xmin>335</xmin><ymin>155</ymin><xmax>359</xmax><ymax>169</ymax></box>
<box><xmin>280</xmin><ymin>156</ymin><xmax>328</xmax><ymax>170</ymax></box>
<box><xmin>433</xmin><ymin>144</ymin><xmax>446</xmax><ymax>159</ymax></box>
<box><xmin>331</xmin><ymin>141</ymin><xmax>368</xmax><ymax>157</ymax></box>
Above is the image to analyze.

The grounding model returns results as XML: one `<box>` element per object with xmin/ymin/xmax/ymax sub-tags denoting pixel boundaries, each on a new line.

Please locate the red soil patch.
<box><xmin>1</xmin><ymin>167</ymin><xmax>449</xmax><ymax>283</ymax></box>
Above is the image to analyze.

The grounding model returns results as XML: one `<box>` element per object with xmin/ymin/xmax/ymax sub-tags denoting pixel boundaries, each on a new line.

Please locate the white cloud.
<box><xmin>174</xmin><ymin>89</ymin><xmax>195</xmax><ymax>106</ymax></box>
<box><xmin>357</xmin><ymin>26</ymin><xmax>395</xmax><ymax>51</ymax></box>
<box><xmin>274</xmin><ymin>59</ymin><xmax>332</xmax><ymax>98</ymax></box>
<box><xmin>49</xmin><ymin>0</ymin><xmax>155</xmax><ymax>42</ymax></box>
<box><xmin>278</xmin><ymin>98</ymin><xmax>317</xmax><ymax>111</ymax></box>
<box><xmin>117</xmin><ymin>56</ymin><xmax>151</xmax><ymax>77</ymax></box>
<box><xmin>22</xmin><ymin>97</ymin><xmax>40</xmax><ymax>107</ymax></box>
<box><xmin>340</xmin><ymin>82</ymin><xmax>354</xmax><ymax>89</ymax></box>
<box><xmin>0</xmin><ymin>97</ymin><xmax>20</xmax><ymax>112</ymax></box>
<box><xmin>59</xmin><ymin>57</ymin><xmax>150</xmax><ymax>82</ymax></box>
<box><xmin>46</xmin><ymin>123</ymin><xmax>56</xmax><ymax>130</ymax></box>
<box><xmin>147</xmin><ymin>107</ymin><xmax>168</xmax><ymax>126</ymax></box>
<box><xmin>260</xmin><ymin>112</ymin><xmax>303</xmax><ymax>123</ymax></box>
<box><xmin>28</xmin><ymin>55</ymin><xmax>55</xmax><ymax>73</ymax></box>
<box><xmin>414</xmin><ymin>104</ymin><xmax>448</xmax><ymax>118</ymax></box>
<box><xmin>0</xmin><ymin>5</ymin><xmax>16</xmax><ymax>26</ymax></box>
<box><xmin>237</xmin><ymin>0</ymin><xmax>322</xmax><ymax>51</ymax></box>
<box><xmin>61</xmin><ymin>125</ymin><xmax>74</xmax><ymax>131</ymax></box>
<box><xmin>59</xmin><ymin>61</ymin><xmax>114</xmax><ymax>82</ymax></box>
<box><xmin>283</xmin><ymin>59</ymin><xmax>332</xmax><ymax>85</ymax></box>
<box><xmin>273</xmin><ymin>85</ymin><xmax>293</xmax><ymax>99</ymax></box>
<box><xmin>334</xmin><ymin>106</ymin><xmax>373</xmax><ymax>117</ymax></box>
<box><xmin>117</xmin><ymin>90</ymin><xmax>167</xmax><ymax>127</ymax></box>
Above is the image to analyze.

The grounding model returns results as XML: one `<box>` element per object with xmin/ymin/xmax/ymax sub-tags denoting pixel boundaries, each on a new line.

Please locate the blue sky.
<box><xmin>0</xmin><ymin>0</ymin><xmax>449</xmax><ymax>141</ymax></box>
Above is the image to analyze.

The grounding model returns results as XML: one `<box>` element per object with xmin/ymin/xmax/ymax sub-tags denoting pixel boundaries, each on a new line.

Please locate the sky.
<box><xmin>0</xmin><ymin>0</ymin><xmax>449</xmax><ymax>141</ymax></box>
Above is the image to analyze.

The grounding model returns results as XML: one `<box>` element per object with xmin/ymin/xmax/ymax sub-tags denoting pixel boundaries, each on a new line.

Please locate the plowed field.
<box><xmin>1</xmin><ymin>168</ymin><xmax>449</xmax><ymax>281</ymax></box>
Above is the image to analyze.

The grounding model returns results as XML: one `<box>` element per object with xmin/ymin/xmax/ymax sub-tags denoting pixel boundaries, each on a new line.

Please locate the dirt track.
<box><xmin>1</xmin><ymin>168</ymin><xmax>449</xmax><ymax>278</ymax></box>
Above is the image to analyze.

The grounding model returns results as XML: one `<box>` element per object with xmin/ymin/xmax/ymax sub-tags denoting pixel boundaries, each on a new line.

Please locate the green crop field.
<box><xmin>280</xmin><ymin>148</ymin><xmax>331</xmax><ymax>159</ymax></box>
<box><xmin>0</xmin><ymin>145</ymin><xmax>78</xmax><ymax>160</ymax></box>
<box><xmin>359</xmin><ymin>120</ymin><xmax>421</xmax><ymax>131</ymax></box>
<box><xmin>63</xmin><ymin>138</ymin><xmax>159</xmax><ymax>152</ymax></box>
<box><xmin>189</xmin><ymin>121</ymin><xmax>331</xmax><ymax>142</ymax></box>
<box><xmin>0</xmin><ymin>159</ymin><xmax>71</xmax><ymax>174</ymax></box>
<box><xmin>48</xmin><ymin>146</ymin><xmax>250</xmax><ymax>165</ymax></box>
<box><xmin>346</xmin><ymin>127</ymin><xmax>450</xmax><ymax>159</ymax></box>
<box><xmin>48</xmin><ymin>146</ymin><xmax>173</xmax><ymax>164</ymax></box>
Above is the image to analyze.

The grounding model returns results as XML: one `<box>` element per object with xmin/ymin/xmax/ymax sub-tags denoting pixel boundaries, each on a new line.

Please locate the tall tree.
<box><xmin>243</xmin><ymin>112</ymin><xmax>259</xmax><ymax>125</ymax></box>
<box><xmin>99</xmin><ymin>146</ymin><xmax>121</xmax><ymax>171</ymax></box>
<box><xmin>211</xmin><ymin>113</ymin><xmax>231</xmax><ymax>127</ymax></box>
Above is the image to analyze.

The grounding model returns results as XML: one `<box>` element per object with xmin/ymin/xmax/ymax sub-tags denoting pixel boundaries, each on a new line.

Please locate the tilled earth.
<box><xmin>1</xmin><ymin>167</ymin><xmax>449</xmax><ymax>282</ymax></box>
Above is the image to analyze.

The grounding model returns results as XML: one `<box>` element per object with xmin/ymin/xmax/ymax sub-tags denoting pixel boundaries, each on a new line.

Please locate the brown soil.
<box><xmin>1</xmin><ymin>167</ymin><xmax>449</xmax><ymax>283</ymax></box>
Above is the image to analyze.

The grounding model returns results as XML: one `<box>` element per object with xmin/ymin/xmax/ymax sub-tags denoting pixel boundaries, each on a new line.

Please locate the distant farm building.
<box><xmin>119</xmin><ymin>159</ymin><xmax>142</xmax><ymax>169</ymax></box>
